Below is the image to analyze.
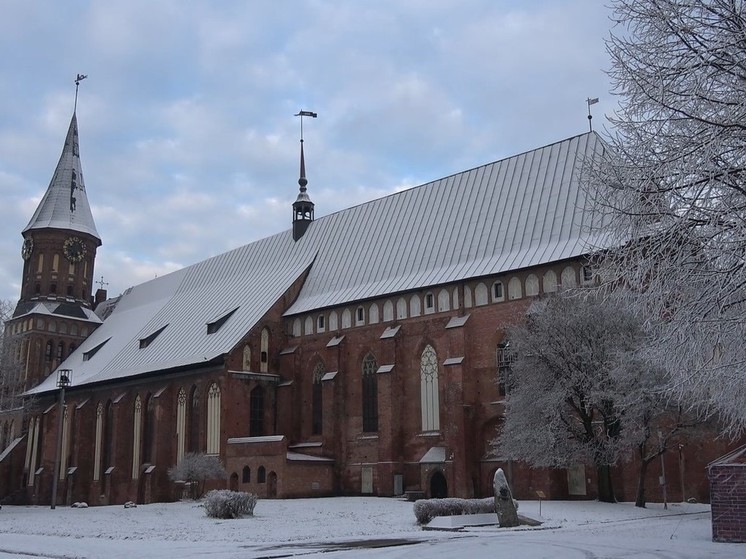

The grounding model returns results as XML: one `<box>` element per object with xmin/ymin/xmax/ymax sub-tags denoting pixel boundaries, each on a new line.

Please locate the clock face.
<box><xmin>63</xmin><ymin>236</ymin><xmax>87</xmax><ymax>263</ymax></box>
<box><xmin>21</xmin><ymin>237</ymin><xmax>33</xmax><ymax>260</ymax></box>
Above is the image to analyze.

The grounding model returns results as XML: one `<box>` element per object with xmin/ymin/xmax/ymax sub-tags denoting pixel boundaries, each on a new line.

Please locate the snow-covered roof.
<box><xmin>23</xmin><ymin>113</ymin><xmax>100</xmax><ymax>241</ymax></box>
<box><xmin>29</xmin><ymin>131</ymin><xmax>609</xmax><ymax>395</ymax></box>
<box><xmin>286</xmin><ymin>452</ymin><xmax>334</xmax><ymax>462</ymax></box>
<box><xmin>12</xmin><ymin>300</ymin><xmax>102</xmax><ymax>324</ymax></box>
<box><xmin>28</xmin><ymin>234</ymin><xmax>315</xmax><ymax>394</ymax></box>
<box><xmin>0</xmin><ymin>436</ymin><xmax>24</xmax><ymax>463</ymax></box>
<box><xmin>419</xmin><ymin>446</ymin><xmax>447</xmax><ymax>464</ymax></box>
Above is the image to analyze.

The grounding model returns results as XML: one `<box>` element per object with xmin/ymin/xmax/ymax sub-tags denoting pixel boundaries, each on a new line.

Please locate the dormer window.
<box><xmin>139</xmin><ymin>325</ymin><xmax>168</xmax><ymax>349</ymax></box>
<box><xmin>83</xmin><ymin>338</ymin><xmax>110</xmax><ymax>361</ymax></box>
<box><xmin>207</xmin><ymin>307</ymin><xmax>239</xmax><ymax>335</ymax></box>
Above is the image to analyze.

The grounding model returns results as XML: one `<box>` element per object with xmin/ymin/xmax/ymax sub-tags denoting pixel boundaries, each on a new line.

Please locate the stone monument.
<box><xmin>493</xmin><ymin>468</ymin><xmax>520</xmax><ymax>527</ymax></box>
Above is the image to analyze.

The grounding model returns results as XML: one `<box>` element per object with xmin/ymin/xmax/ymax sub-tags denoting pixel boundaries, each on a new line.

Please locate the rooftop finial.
<box><xmin>586</xmin><ymin>97</ymin><xmax>598</xmax><ymax>132</ymax></box>
<box><xmin>294</xmin><ymin>110</ymin><xmax>317</xmax><ymax>190</ymax></box>
<box><xmin>74</xmin><ymin>74</ymin><xmax>88</xmax><ymax>113</ymax></box>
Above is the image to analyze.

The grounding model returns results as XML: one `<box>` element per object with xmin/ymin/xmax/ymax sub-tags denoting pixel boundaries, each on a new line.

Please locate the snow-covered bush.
<box><xmin>203</xmin><ymin>490</ymin><xmax>258</xmax><ymax>519</ymax></box>
<box><xmin>167</xmin><ymin>453</ymin><xmax>227</xmax><ymax>499</ymax></box>
<box><xmin>413</xmin><ymin>497</ymin><xmax>495</xmax><ymax>525</ymax></box>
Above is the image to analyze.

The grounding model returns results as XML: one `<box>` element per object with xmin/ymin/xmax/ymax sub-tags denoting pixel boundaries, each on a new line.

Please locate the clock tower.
<box><xmin>6</xmin><ymin>110</ymin><xmax>103</xmax><ymax>391</ymax></box>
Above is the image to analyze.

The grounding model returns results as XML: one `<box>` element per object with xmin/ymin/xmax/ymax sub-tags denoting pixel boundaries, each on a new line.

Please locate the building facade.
<box><xmin>0</xmin><ymin>114</ymin><xmax>735</xmax><ymax>506</ymax></box>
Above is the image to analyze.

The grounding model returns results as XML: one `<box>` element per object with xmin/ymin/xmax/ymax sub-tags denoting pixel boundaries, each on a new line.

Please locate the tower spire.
<box><xmin>23</xmin><ymin>74</ymin><xmax>99</xmax><ymax>240</ymax></box>
<box><xmin>292</xmin><ymin>110</ymin><xmax>317</xmax><ymax>241</ymax></box>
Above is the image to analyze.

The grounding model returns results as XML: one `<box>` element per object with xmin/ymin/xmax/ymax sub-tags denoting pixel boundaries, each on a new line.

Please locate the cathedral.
<box><xmin>0</xmin><ymin>110</ymin><xmax>732</xmax><ymax>506</ymax></box>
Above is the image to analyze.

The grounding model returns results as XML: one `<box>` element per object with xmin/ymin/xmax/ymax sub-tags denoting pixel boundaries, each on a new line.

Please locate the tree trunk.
<box><xmin>635</xmin><ymin>458</ymin><xmax>651</xmax><ymax>508</ymax></box>
<box><xmin>596</xmin><ymin>464</ymin><xmax>615</xmax><ymax>503</ymax></box>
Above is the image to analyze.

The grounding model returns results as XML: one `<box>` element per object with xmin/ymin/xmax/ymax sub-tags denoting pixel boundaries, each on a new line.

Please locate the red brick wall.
<box><xmin>709</xmin><ymin>463</ymin><xmax>746</xmax><ymax>543</ymax></box>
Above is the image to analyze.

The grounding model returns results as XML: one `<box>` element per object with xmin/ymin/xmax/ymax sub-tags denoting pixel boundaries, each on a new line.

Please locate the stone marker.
<box><xmin>493</xmin><ymin>468</ymin><xmax>520</xmax><ymax>527</ymax></box>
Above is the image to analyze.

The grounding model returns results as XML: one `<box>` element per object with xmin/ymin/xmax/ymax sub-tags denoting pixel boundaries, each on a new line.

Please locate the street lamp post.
<box><xmin>51</xmin><ymin>369</ymin><xmax>72</xmax><ymax>509</ymax></box>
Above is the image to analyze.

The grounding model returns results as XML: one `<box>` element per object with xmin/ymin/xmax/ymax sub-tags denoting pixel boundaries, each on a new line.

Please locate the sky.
<box><xmin>0</xmin><ymin>497</ymin><xmax>738</xmax><ymax>558</ymax></box>
<box><xmin>0</xmin><ymin>1</ymin><xmax>617</xmax><ymax>303</ymax></box>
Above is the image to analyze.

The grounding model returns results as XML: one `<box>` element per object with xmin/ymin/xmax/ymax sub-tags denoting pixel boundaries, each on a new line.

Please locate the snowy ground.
<box><xmin>0</xmin><ymin>497</ymin><xmax>740</xmax><ymax>558</ymax></box>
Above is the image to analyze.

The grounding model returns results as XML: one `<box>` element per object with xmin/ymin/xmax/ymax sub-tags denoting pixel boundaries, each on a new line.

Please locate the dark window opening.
<box><xmin>188</xmin><ymin>386</ymin><xmax>200</xmax><ymax>453</ymax></box>
<box><xmin>362</xmin><ymin>354</ymin><xmax>378</xmax><ymax>432</ymax></box>
<box><xmin>312</xmin><ymin>363</ymin><xmax>325</xmax><ymax>435</ymax></box>
<box><xmin>142</xmin><ymin>395</ymin><xmax>155</xmax><ymax>464</ymax></box>
<box><xmin>258</xmin><ymin>466</ymin><xmax>266</xmax><ymax>483</ymax></box>
<box><xmin>249</xmin><ymin>386</ymin><xmax>265</xmax><ymax>437</ymax></box>
<box><xmin>242</xmin><ymin>465</ymin><xmax>251</xmax><ymax>483</ymax></box>
<box><xmin>497</xmin><ymin>341</ymin><xmax>516</xmax><ymax>396</ymax></box>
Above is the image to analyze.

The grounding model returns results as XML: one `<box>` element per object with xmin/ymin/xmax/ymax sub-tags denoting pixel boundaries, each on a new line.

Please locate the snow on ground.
<box><xmin>0</xmin><ymin>497</ymin><xmax>740</xmax><ymax>558</ymax></box>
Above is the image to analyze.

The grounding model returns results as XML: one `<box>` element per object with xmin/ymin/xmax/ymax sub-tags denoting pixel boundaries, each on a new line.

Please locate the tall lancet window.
<box><xmin>311</xmin><ymin>362</ymin><xmax>325</xmax><ymax>435</ymax></box>
<box><xmin>206</xmin><ymin>383</ymin><xmax>221</xmax><ymax>455</ymax></box>
<box><xmin>93</xmin><ymin>404</ymin><xmax>103</xmax><ymax>481</ymax></box>
<box><xmin>132</xmin><ymin>395</ymin><xmax>142</xmax><ymax>479</ymax></box>
<box><xmin>420</xmin><ymin>345</ymin><xmax>440</xmax><ymax>432</ymax></box>
<box><xmin>362</xmin><ymin>353</ymin><xmax>378</xmax><ymax>432</ymax></box>
<box><xmin>260</xmin><ymin>328</ymin><xmax>269</xmax><ymax>372</ymax></box>
<box><xmin>176</xmin><ymin>388</ymin><xmax>187</xmax><ymax>463</ymax></box>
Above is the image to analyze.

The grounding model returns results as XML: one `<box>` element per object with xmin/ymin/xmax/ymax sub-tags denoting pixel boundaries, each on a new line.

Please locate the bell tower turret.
<box><xmin>292</xmin><ymin>110</ymin><xmax>317</xmax><ymax>242</ymax></box>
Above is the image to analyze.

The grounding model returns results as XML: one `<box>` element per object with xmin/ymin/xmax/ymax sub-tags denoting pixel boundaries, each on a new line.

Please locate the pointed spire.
<box><xmin>298</xmin><ymin>139</ymin><xmax>308</xmax><ymax>190</ymax></box>
<box><xmin>23</xmin><ymin>77</ymin><xmax>100</xmax><ymax>241</ymax></box>
<box><xmin>292</xmin><ymin>111</ymin><xmax>317</xmax><ymax>241</ymax></box>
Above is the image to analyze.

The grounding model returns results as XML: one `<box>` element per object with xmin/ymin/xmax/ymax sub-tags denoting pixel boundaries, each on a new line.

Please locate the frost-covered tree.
<box><xmin>591</xmin><ymin>0</ymin><xmax>746</xmax><ymax>436</ymax></box>
<box><xmin>167</xmin><ymin>452</ymin><xmax>227</xmax><ymax>499</ymax></box>
<box><xmin>0</xmin><ymin>299</ymin><xmax>20</xmax><ymax>413</ymax></box>
<box><xmin>494</xmin><ymin>290</ymin><xmax>701</xmax><ymax>506</ymax></box>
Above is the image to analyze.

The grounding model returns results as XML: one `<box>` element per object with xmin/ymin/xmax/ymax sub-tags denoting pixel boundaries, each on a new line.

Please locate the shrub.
<box><xmin>413</xmin><ymin>497</ymin><xmax>495</xmax><ymax>525</ymax></box>
<box><xmin>168</xmin><ymin>453</ymin><xmax>227</xmax><ymax>499</ymax></box>
<box><xmin>203</xmin><ymin>490</ymin><xmax>258</xmax><ymax>519</ymax></box>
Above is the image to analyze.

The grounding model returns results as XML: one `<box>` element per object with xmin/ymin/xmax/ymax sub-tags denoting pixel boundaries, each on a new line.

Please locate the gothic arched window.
<box><xmin>362</xmin><ymin>353</ymin><xmax>378</xmax><ymax>432</ymax></box>
<box><xmin>250</xmin><ymin>386</ymin><xmax>265</xmax><ymax>437</ymax></box>
<box><xmin>312</xmin><ymin>363</ymin><xmax>325</xmax><ymax>435</ymax></box>
<box><xmin>420</xmin><ymin>345</ymin><xmax>440</xmax><ymax>432</ymax></box>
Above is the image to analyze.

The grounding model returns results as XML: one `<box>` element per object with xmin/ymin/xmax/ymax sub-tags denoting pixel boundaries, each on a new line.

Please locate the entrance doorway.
<box><xmin>267</xmin><ymin>472</ymin><xmax>277</xmax><ymax>498</ymax></box>
<box><xmin>430</xmin><ymin>471</ymin><xmax>448</xmax><ymax>498</ymax></box>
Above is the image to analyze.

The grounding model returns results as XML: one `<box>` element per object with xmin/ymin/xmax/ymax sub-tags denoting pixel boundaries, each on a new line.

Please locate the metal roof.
<box><xmin>285</xmin><ymin>131</ymin><xmax>610</xmax><ymax>315</ymax></box>
<box><xmin>23</xmin><ymin>113</ymin><xmax>100</xmax><ymax>240</ymax></box>
<box><xmin>29</xmin><ymin>131</ymin><xmax>610</xmax><ymax>395</ymax></box>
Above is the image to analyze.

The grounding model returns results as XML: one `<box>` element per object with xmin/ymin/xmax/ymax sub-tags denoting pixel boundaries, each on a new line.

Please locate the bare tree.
<box><xmin>167</xmin><ymin>452</ymin><xmax>227</xmax><ymax>499</ymax></box>
<box><xmin>494</xmin><ymin>290</ymin><xmax>701</xmax><ymax>506</ymax></box>
<box><xmin>590</xmin><ymin>0</ymin><xmax>746</xmax><ymax>436</ymax></box>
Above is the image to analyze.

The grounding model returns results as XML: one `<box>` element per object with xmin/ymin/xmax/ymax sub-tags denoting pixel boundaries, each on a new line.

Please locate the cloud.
<box><xmin>0</xmin><ymin>0</ymin><xmax>614</xmax><ymax>302</ymax></box>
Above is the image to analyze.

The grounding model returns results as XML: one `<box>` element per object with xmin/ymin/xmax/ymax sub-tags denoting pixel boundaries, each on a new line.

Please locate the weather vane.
<box><xmin>295</xmin><ymin>110</ymin><xmax>317</xmax><ymax>142</ymax></box>
<box><xmin>74</xmin><ymin>73</ymin><xmax>88</xmax><ymax>113</ymax></box>
<box><xmin>586</xmin><ymin>97</ymin><xmax>598</xmax><ymax>132</ymax></box>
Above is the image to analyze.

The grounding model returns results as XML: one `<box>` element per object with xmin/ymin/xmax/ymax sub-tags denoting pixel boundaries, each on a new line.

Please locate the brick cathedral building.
<box><xmin>0</xmin><ymin>111</ymin><xmax>734</xmax><ymax>506</ymax></box>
